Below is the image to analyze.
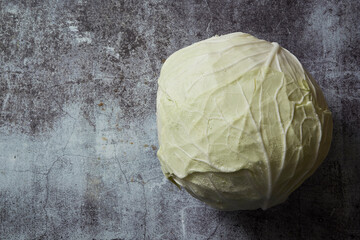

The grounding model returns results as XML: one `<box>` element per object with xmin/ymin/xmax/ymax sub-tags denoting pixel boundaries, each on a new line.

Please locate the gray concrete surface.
<box><xmin>0</xmin><ymin>0</ymin><xmax>359</xmax><ymax>239</ymax></box>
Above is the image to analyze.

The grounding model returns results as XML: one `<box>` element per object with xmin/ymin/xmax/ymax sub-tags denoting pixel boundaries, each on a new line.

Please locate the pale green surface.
<box><xmin>157</xmin><ymin>32</ymin><xmax>333</xmax><ymax>210</ymax></box>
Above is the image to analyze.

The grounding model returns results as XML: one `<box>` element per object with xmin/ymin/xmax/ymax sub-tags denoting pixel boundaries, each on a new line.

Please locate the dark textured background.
<box><xmin>0</xmin><ymin>0</ymin><xmax>359</xmax><ymax>239</ymax></box>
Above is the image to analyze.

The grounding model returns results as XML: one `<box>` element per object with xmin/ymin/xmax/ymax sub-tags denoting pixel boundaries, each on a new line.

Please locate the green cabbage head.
<box><xmin>156</xmin><ymin>32</ymin><xmax>333</xmax><ymax>210</ymax></box>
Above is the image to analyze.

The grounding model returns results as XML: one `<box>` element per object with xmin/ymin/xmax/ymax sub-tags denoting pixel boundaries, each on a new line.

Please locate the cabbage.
<box><xmin>156</xmin><ymin>32</ymin><xmax>333</xmax><ymax>210</ymax></box>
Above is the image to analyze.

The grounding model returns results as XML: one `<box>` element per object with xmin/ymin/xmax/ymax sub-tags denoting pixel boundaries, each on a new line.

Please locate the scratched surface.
<box><xmin>0</xmin><ymin>0</ymin><xmax>359</xmax><ymax>239</ymax></box>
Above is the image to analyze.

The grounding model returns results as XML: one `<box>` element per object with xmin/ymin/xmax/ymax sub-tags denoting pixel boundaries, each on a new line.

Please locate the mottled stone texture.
<box><xmin>0</xmin><ymin>0</ymin><xmax>359</xmax><ymax>239</ymax></box>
